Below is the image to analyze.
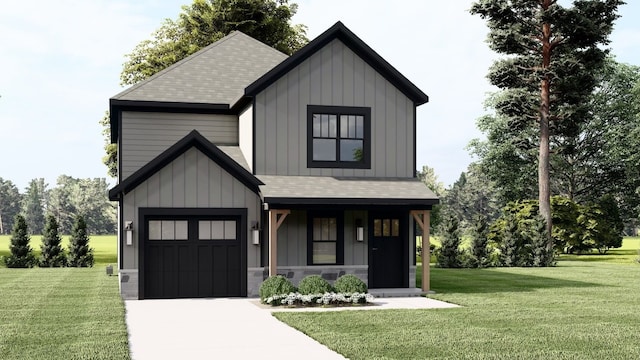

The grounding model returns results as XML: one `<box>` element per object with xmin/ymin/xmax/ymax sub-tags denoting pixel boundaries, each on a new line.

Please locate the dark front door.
<box><xmin>369</xmin><ymin>213</ymin><xmax>408</xmax><ymax>288</ymax></box>
<box><xmin>142</xmin><ymin>214</ymin><xmax>244</xmax><ymax>299</ymax></box>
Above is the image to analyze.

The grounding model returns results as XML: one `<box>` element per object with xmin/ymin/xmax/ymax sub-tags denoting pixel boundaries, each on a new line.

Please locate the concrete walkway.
<box><xmin>125</xmin><ymin>297</ymin><xmax>458</xmax><ymax>360</ymax></box>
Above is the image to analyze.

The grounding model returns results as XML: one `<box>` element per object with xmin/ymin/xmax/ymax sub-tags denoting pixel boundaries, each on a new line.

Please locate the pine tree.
<box><xmin>469</xmin><ymin>215</ymin><xmax>490</xmax><ymax>268</ymax></box>
<box><xmin>436</xmin><ymin>213</ymin><xmax>462</xmax><ymax>268</ymax></box>
<box><xmin>530</xmin><ymin>215</ymin><xmax>556</xmax><ymax>267</ymax></box>
<box><xmin>470</xmin><ymin>0</ymin><xmax>624</xmax><ymax>237</ymax></box>
<box><xmin>39</xmin><ymin>215</ymin><xmax>67</xmax><ymax>267</ymax></box>
<box><xmin>67</xmin><ymin>216</ymin><xmax>94</xmax><ymax>267</ymax></box>
<box><xmin>500</xmin><ymin>215</ymin><xmax>519</xmax><ymax>267</ymax></box>
<box><xmin>3</xmin><ymin>215</ymin><xmax>35</xmax><ymax>268</ymax></box>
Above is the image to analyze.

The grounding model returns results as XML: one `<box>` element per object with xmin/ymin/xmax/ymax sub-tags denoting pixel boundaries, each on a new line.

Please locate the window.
<box><xmin>373</xmin><ymin>218</ymin><xmax>400</xmax><ymax>237</ymax></box>
<box><xmin>307</xmin><ymin>213</ymin><xmax>344</xmax><ymax>265</ymax></box>
<box><xmin>148</xmin><ymin>220</ymin><xmax>188</xmax><ymax>240</ymax></box>
<box><xmin>307</xmin><ymin>105</ymin><xmax>371</xmax><ymax>168</ymax></box>
<box><xmin>198</xmin><ymin>220</ymin><xmax>237</xmax><ymax>240</ymax></box>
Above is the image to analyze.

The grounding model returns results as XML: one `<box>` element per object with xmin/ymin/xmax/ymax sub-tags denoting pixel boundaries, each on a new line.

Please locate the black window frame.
<box><xmin>307</xmin><ymin>105</ymin><xmax>371</xmax><ymax>169</ymax></box>
<box><xmin>307</xmin><ymin>211</ymin><xmax>344</xmax><ymax>266</ymax></box>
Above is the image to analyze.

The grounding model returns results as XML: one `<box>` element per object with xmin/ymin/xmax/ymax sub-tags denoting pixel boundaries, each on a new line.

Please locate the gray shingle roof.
<box><xmin>112</xmin><ymin>31</ymin><xmax>288</xmax><ymax>106</ymax></box>
<box><xmin>218</xmin><ymin>146</ymin><xmax>250</xmax><ymax>171</ymax></box>
<box><xmin>258</xmin><ymin>175</ymin><xmax>439</xmax><ymax>206</ymax></box>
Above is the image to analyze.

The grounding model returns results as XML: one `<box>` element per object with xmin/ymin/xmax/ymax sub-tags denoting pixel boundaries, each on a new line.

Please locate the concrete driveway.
<box><xmin>125</xmin><ymin>298</ymin><xmax>346</xmax><ymax>360</ymax></box>
<box><xmin>125</xmin><ymin>297</ymin><xmax>458</xmax><ymax>359</ymax></box>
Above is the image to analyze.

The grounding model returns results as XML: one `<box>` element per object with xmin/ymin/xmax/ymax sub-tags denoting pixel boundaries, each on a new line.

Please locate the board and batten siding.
<box><xmin>254</xmin><ymin>38</ymin><xmax>415</xmax><ymax>177</ymax></box>
<box><xmin>121</xmin><ymin>147</ymin><xmax>261</xmax><ymax>270</ymax></box>
<box><xmin>121</xmin><ymin>112</ymin><xmax>239</xmax><ymax>178</ymax></box>
<box><xmin>275</xmin><ymin>210</ymin><xmax>367</xmax><ymax>266</ymax></box>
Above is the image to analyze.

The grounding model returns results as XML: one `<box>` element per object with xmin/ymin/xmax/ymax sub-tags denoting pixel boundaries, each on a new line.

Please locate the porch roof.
<box><xmin>258</xmin><ymin>175</ymin><xmax>439</xmax><ymax>207</ymax></box>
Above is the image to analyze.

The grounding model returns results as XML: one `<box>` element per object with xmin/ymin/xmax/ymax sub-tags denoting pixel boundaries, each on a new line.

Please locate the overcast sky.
<box><xmin>1</xmin><ymin>0</ymin><xmax>638</xmax><ymax>191</ymax></box>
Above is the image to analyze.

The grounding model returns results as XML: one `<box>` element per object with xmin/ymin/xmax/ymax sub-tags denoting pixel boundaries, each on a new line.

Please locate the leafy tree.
<box><xmin>67</xmin><ymin>216</ymin><xmax>94</xmax><ymax>267</ymax></box>
<box><xmin>470</xmin><ymin>0</ymin><xmax>624</xmax><ymax>236</ymax></box>
<box><xmin>3</xmin><ymin>215</ymin><xmax>35</xmax><ymax>268</ymax></box>
<box><xmin>0</xmin><ymin>177</ymin><xmax>21</xmax><ymax>234</ymax></box>
<box><xmin>120</xmin><ymin>0</ymin><xmax>307</xmax><ymax>86</ymax></box>
<box><xmin>436</xmin><ymin>212</ymin><xmax>462</xmax><ymax>268</ymax></box>
<box><xmin>100</xmin><ymin>112</ymin><xmax>117</xmax><ymax>178</ymax></box>
<box><xmin>417</xmin><ymin>165</ymin><xmax>446</xmax><ymax>233</ymax></box>
<box><xmin>469</xmin><ymin>215</ymin><xmax>491</xmax><ymax>268</ymax></box>
<box><xmin>21</xmin><ymin>178</ymin><xmax>47</xmax><ymax>234</ymax></box>
<box><xmin>39</xmin><ymin>215</ymin><xmax>66</xmax><ymax>267</ymax></box>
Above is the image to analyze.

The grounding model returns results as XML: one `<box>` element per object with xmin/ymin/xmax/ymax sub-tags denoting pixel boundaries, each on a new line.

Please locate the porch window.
<box><xmin>307</xmin><ymin>105</ymin><xmax>371</xmax><ymax>169</ymax></box>
<box><xmin>307</xmin><ymin>214</ymin><xmax>344</xmax><ymax>265</ymax></box>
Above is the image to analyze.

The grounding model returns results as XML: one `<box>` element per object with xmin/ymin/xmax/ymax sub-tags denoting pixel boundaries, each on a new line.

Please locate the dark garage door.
<box><xmin>143</xmin><ymin>217</ymin><xmax>243</xmax><ymax>299</ymax></box>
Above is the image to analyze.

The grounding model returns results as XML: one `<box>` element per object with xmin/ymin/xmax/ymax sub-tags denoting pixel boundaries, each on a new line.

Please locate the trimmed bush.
<box><xmin>334</xmin><ymin>274</ymin><xmax>367</xmax><ymax>294</ymax></box>
<box><xmin>297</xmin><ymin>275</ymin><xmax>333</xmax><ymax>295</ymax></box>
<box><xmin>259</xmin><ymin>275</ymin><xmax>296</xmax><ymax>301</ymax></box>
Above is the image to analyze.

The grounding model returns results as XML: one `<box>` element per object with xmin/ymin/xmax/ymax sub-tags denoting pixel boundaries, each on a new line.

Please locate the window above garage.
<box><xmin>307</xmin><ymin>105</ymin><xmax>371</xmax><ymax>169</ymax></box>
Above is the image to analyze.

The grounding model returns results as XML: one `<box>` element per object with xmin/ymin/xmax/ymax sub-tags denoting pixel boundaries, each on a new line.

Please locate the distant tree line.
<box><xmin>0</xmin><ymin>176</ymin><xmax>115</xmax><ymax>235</ymax></box>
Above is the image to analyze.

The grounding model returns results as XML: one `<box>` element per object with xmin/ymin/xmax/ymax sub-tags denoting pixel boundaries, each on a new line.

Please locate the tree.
<box><xmin>471</xmin><ymin>0</ymin><xmax>624</xmax><ymax>237</ymax></box>
<box><xmin>67</xmin><ymin>216</ymin><xmax>94</xmax><ymax>267</ymax></box>
<box><xmin>500</xmin><ymin>214</ymin><xmax>520</xmax><ymax>267</ymax></box>
<box><xmin>3</xmin><ymin>215</ymin><xmax>35</xmax><ymax>268</ymax></box>
<box><xmin>0</xmin><ymin>177</ymin><xmax>21</xmax><ymax>234</ymax></box>
<box><xmin>436</xmin><ymin>212</ymin><xmax>462</xmax><ymax>268</ymax></box>
<box><xmin>469</xmin><ymin>215</ymin><xmax>491</xmax><ymax>268</ymax></box>
<box><xmin>39</xmin><ymin>215</ymin><xmax>66</xmax><ymax>267</ymax></box>
<box><xmin>100</xmin><ymin>112</ymin><xmax>117</xmax><ymax>178</ymax></box>
<box><xmin>21</xmin><ymin>178</ymin><xmax>47</xmax><ymax>234</ymax></box>
<box><xmin>120</xmin><ymin>0</ymin><xmax>307</xmax><ymax>86</ymax></box>
<box><xmin>529</xmin><ymin>215</ymin><xmax>555</xmax><ymax>267</ymax></box>
<box><xmin>417</xmin><ymin>165</ymin><xmax>446</xmax><ymax>232</ymax></box>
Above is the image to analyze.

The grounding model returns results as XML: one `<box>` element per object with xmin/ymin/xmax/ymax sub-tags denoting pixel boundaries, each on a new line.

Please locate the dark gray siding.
<box><xmin>121</xmin><ymin>147</ymin><xmax>261</xmax><ymax>270</ymax></box>
<box><xmin>254</xmin><ymin>39</ymin><xmax>415</xmax><ymax>177</ymax></box>
<box><xmin>121</xmin><ymin>112</ymin><xmax>239</xmax><ymax>178</ymax></box>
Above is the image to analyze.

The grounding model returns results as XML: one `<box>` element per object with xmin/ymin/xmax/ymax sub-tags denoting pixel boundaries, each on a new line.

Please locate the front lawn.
<box><xmin>0</xmin><ymin>267</ymin><xmax>130</xmax><ymax>359</ymax></box>
<box><xmin>276</xmin><ymin>241</ymin><xmax>640</xmax><ymax>359</ymax></box>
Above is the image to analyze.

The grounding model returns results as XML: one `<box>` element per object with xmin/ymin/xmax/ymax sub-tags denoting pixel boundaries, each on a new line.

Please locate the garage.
<box><xmin>139</xmin><ymin>209</ymin><xmax>247</xmax><ymax>299</ymax></box>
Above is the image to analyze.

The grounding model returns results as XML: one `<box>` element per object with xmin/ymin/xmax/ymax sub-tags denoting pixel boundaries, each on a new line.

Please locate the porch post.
<box><xmin>411</xmin><ymin>210</ymin><xmax>431</xmax><ymax>292</ymax></box>
<box><xmin>268</xmin><ymin>209</ymin><xmax>290</xmax><ymax>277</ymax></box>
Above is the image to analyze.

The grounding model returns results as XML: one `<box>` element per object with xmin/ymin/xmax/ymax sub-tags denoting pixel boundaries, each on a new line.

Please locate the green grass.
<box><xmin>0</xmin><ymin>235</ymin><xmax>117</xmax><ymax>267</ymax></box>
<box><xmin>276</xmin><ymin>238</ymin><xmax>640</xmax><ymax>360</ymax></box>
<box><xmin>0</xmin><ymin>267</ymin><xmax>130</xmax><ymax>359</ymax></box>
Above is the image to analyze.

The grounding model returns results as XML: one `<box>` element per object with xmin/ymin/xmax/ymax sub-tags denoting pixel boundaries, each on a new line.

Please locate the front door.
<box><xmin>368</xmin><ymin>212</ymin><xmax>408</xmax><ymax>288</ymax></box>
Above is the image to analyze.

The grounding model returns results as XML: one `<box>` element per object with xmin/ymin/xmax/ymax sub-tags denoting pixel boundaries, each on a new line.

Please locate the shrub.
<box><xmin>67</xmin><ymin>216</ymin><xmax>94</xmax><ymax>267</ymax></box>
<box><xmin>3</xmin><ymin>215</ymin><xmax>36</xmax><ymax>268</ymax></box>
<box><xmin>39</xmin><ymin>215</ymin><xmax>67</xmax><ymax>267</ymax></box>
<box><xmin>334</xmin><ymin>274</ymin><xmax>367</xmax><ymax>293</ymax></box>
<box><xmin>297</xmin><ymin>275</ymin><xmax>333</xmax><ymax>295</ymax></box>
<box><xmin>259</xmin><ymin>275</ymin><xmax>296</xmax><ymax>301</ymax></box>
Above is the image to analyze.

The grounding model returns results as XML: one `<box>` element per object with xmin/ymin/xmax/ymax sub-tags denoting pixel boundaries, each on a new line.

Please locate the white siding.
<box><xmin>238</xmin><ymin>105</ymin><xmax>254</xmax><ymax>172</ymax></box>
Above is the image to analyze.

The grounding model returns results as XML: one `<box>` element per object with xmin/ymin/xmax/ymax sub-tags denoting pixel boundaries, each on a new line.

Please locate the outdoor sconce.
<box><xmin>124</xmin><ymin>221</ymin><xmax>133</xmax><ymax>246</ymax></box>
<box><xmin>355</xmin><ymin>219</ymin><xmax>364</xmax><ymax>242</ymax></box>
<box><xmin>251</xmin><ymin>221</ymin><xmax>260</xmax><ymax>245</ymax></box>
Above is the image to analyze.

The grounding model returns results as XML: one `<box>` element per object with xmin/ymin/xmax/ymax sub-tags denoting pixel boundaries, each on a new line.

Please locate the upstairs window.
<box><xmin>307</xmin><ymin>105</ymin><xmax>371</xmax><ymax>169</ymax></box>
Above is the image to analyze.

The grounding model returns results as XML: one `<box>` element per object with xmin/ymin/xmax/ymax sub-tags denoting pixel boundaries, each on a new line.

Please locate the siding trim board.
<box><xmin>245</xmin><ymin>21</ymin><xmax>429</xmax><ymax>106</ymax></box>
<box><xmin>109</xmin><ymin>130</ymin><xmax>263</xmax><ymax>200</ymax></box>
<box><xmin>265</xmin><ymin>198</ymin><xmax>436</xmax><ymax>208</ymax></box>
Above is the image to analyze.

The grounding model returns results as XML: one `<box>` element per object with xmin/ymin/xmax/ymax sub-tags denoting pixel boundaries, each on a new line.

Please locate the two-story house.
<box><xmin>108</xmin><ymin>22</ymin><xmax>438</xmax><ymax>300</ymax></box>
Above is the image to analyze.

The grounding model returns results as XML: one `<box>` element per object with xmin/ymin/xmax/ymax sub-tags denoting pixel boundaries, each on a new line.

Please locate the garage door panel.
<box><xmin>143</xmin><ymin>215</ymin><xmax>244</xmax><ymax>299</ymax></box>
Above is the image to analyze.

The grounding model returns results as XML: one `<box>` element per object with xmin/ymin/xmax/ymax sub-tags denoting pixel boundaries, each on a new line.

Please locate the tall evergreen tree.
<box><xmin>67</xmin><ymin>216</ymin><xmax>94</xmax><ymax>267</ymax></box>
<box><xmin>500</xmin><ymin>214</ymin><xmax>520</xmax><ymax>267</ymax></box>
<box><xmin>3</xmin><ymin>215</ymin><xmax>35</xmax><ymax>268</ymax></box>
<box><xmin>469</xmin><ymin>215</ymin><xmax>491</xmax><ymax>268</ymax></box>
<box><xmin>22</xmin><ymin>178</ymin><xmax>47</xmax><ymax>234</ymax></box>
<box><xmin>530</xmin><ymin>215</ymin><xmax>556</xmax><ymax>267</ymax></box>
<box><xmin>0</xmin><ymin>177</ymin><xmax>21</xmax><ymax>234</ymax></box>
<box><xmin>436</xmin><ymin>213</ymin><xmax>462</xmax><ymax>268</ymax></box>
<box><xmin>470</xmin><ymin>0</ymin><xmax>624</xmax><ymax>238</ymax></box>
<box><xmin>39</xmin><ymin>215</ymin><xmax>66</xmax><ymax>267</ymax></box>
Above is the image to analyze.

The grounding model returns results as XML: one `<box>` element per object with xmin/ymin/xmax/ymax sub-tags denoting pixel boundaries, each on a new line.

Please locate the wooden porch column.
<box><xmin>268</xmin><ymin>209</ymin><xmax>290</xmax><ymax>277</ymax></box>
<box><xmin>411</xmin><ymin>210</ymin><xmax>431</xmax><ymax>292</ymax></box>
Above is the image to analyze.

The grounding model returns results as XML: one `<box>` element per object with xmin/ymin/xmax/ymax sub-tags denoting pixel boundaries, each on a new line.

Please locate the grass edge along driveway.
<box><xmin>276</xmin><ymin>260</ymin><xmax>640</xmax><ymax>360</ymax></box>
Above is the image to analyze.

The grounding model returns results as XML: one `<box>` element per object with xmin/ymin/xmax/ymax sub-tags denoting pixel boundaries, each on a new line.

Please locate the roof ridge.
<box><xmin>113</xmin><ymin>31</ymin><xmax>244</xmax><ymax>99</ymax></box>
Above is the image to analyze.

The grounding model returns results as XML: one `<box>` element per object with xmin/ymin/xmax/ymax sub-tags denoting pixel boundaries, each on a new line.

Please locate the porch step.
<box><xmin>368</xmin><ymin>288</ymin><xmax>425</xmax><ymax>298</ymax></box>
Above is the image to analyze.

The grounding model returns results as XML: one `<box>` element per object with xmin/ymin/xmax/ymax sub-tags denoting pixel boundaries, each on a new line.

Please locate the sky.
<box><xmin>0</xmin><ymin>0</ymin><xmax>638</xmax><ymax>191</ymax></box>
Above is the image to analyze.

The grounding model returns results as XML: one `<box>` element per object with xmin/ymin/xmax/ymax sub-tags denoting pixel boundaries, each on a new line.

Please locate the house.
<box><xmin>108</xmin><ymin>21</ymin><xmax>438</xmax><ymax>300</ymax></box>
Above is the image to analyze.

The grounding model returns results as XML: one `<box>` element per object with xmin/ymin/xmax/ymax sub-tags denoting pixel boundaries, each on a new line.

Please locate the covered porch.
<box><xmin>250</xmin><ymin>176</ymin><xmax>438</xmax><ymax>295</ymax></box>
